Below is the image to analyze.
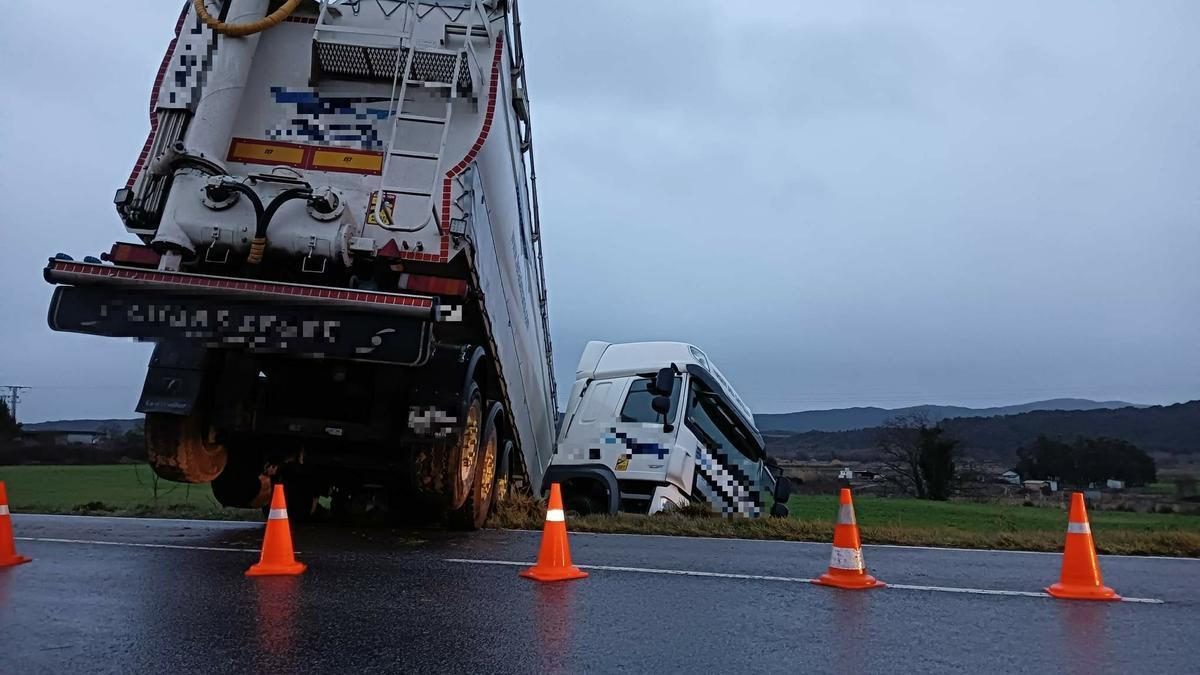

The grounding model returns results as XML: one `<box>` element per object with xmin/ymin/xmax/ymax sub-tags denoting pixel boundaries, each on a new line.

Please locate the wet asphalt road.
<box><xmin>1</xmin><ymin>515</ymin><xmax>1198</xmax><ymax>674</ymax></box>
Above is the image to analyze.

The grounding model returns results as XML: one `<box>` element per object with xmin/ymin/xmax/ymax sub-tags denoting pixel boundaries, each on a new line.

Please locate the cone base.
<box><xmin>519</xmin><ymin>565</ymin><xmax>588</xmax><ymax>582</ymax></box>
<box><xmin>0</xmin><ymin>554</ymin><xmax>32</xmax><ymax>568</ymax></box>
<box><xmin>245</xmin><ymin>560</ymin><xmax>307</xmax><ymax>577</ymax></box>
<box><xmin>1046</xmin><ymin>582</ymin><xmax>1120</xmax><ymax>601</ymax></box>
<box><xmin>813</xmin><ymin>571</ymin><xmax>885</xmax><ymax>590</ymax></box>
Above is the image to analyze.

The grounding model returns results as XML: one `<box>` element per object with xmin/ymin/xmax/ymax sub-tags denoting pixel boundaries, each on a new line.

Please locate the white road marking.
<box><xmin>16</xmin><ymin>537</ymin><xmax>258</xmax><ymax>554</ymax></box>
<box><xmin>16</xmin><ymin>513</ymin><xmax>259</xmax><ymax>527</ymax></box>
<box><xmin>11</xmin><ymin>516</ymin><xmax>1197</xmax><ymax>563</ymax></box>
<box><xmin>444</xmin><ymin>558</ymin><xmax>1165</xmax><ymax>604</ymax></box>
<box><xmin>546</xmin><ymin>529</ymin><xmax>1200</xmax><ymax>562</ymax></box>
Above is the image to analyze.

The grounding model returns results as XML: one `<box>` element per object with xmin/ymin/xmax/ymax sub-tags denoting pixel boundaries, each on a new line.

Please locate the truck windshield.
<box><xmin>685</xmin><ymin>380</ymin><xmax>762</xmax><ymax>461</ymax></box>
<box><xmin>620</xmin><ymin>376</ymin><xmax>681</xmax><ymax>424</ymax></box>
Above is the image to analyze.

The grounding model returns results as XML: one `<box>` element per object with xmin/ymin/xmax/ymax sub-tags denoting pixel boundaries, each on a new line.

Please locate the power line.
<box><xmin>1</xmin><ymin>386</ymin><xmax>32</xmax><ymax>423</ymax></box>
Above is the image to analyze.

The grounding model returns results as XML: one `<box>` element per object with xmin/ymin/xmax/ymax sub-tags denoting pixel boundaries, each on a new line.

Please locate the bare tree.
<box><xmin>877</xmin><ymin>413</ymin><xmax>932</xmax><ymax>498</ymax></box>
<box><xmin>876</xmin><ymin>412</ymin><xmax>959</xmax><ymax>500</ymax></box>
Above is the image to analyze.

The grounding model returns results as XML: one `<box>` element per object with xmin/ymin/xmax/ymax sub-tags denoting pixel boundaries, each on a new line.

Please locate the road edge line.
<box><xmin>444</xmin><ymin>557</ymin><xmax>1165</xmax><ymax>604</ymax></box>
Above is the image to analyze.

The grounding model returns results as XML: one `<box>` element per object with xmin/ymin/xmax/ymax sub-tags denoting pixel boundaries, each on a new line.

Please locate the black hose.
<box><xmin>259</xmin><ymin>188</ymin><xmax>312</xmax><ymax>238</ymax></box>
<box><xmin>215</xmin><ymin>181</ymin><xmax>265</xmax><ymax>228</ymax></box>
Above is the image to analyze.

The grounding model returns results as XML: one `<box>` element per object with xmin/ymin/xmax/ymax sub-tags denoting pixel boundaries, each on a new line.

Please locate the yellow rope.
<box><xmin>193</xmin><ymin>0</ymin><xmax>302</xmax><ymax>37</ymax></box>
<box><xmin>247</xmin><ymin>237</ymin><xmax>268</xmax><ymax>264</ymax></box>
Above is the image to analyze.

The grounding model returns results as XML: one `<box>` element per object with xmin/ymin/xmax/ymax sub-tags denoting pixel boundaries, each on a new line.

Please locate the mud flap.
<box><xmin>137</xmin><ymin>340</ymin><xmax>207</xmax><ymax>415</ymax></box>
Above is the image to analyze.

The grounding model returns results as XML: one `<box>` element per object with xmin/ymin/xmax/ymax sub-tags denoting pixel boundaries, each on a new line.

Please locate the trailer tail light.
<box><xmin>102</xmin><ymin>242</ymin><xmax>161</xmax><ymax>268</ymax></box>
<box><xmin>397</xmin><ymin>273</ymin><xmax>467</xmax><ymax>298</ymax></box>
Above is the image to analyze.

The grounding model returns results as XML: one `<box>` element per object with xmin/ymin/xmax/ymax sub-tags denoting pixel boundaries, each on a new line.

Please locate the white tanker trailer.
<box><xmin>43</xmin><ymin>0</ymin><xmax>554</xmax><ymax>528</ymax></box>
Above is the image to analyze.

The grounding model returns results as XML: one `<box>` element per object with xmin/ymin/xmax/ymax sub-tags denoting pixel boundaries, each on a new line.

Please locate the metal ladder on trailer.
<box><xmin>371</xmin><ymin>0</ymin><xmax>468</xmax><ymax>232</ymax></box>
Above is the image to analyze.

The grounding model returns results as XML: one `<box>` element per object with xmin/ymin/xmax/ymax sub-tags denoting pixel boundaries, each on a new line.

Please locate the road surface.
<box><xmin>1</xmin><ymin>514</ymin><xmax>1197</xmax><ymax>673</ymax></box>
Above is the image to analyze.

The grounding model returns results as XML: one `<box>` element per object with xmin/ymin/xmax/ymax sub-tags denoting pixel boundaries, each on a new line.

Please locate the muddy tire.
<box><xmin>450</xmin><ymin>402</ymin><xmax>502</xmax><ymax>530</ymax></box>
<box><xmin>145</xmin><ymin>412</ymin><xmax>227</xmax><ymax>484</ymax></box>
<box><xmin>493</xmin><ymin>439</ymin><xmax>515</xmax><ymax>508</ymax></box>
<box><xmin>444</xmin><ymin>383</ymin><xmax>484</xmax><ymax>510</ymax></box>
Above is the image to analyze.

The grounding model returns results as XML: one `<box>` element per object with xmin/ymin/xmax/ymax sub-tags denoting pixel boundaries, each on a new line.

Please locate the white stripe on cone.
<box><xmin>546</xmin><ymin>509</ymin><xmax>565</xmax><ymax>522</ymax></box>
<box><xmin>1067</xmin><ymin>522</ymin><xmax>1091</xmax><ymax>534</ymax></box>
<box><xmin>268</xmin><ymin>508</ymin><xmax>288</xmax><ymax>520</ymax></box>
<box><xmin>837</xmin><ymin>504</ymin><xmax>856</xmax><ymax>525</ymax></box>
<box><xmin>0</xmin><ymin>505</ymin><xmax>9</xmax><ymax>516</ymax></box>
<box><xmin>829</xmin><ymin>545</ymin><xmax>865</xmax><ymax>571</ymax></box>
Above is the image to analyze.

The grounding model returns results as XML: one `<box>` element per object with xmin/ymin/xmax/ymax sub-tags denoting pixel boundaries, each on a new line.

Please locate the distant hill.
<box><xmin>21</xmin><ymin>418</ymin><xmax>143</xmax><ymax>434</ymax></box>
<box><xmin>765</xmin><ymin>400</ymin><xmax>1200</xmax><ymax>462</ymax></box>
<box><xmin>755</xmin><ymin>398</ymin><xmax>1139</xmax><ymax>433</ymax></box>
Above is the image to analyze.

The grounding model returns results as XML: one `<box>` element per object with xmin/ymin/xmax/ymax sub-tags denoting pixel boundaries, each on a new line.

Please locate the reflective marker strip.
<box><xmin>269</xmin><ymin>509</ymin><xmax>288</xmax><ymax>520</ymax></box>
<box><xmin>1067</xmin><ymin>522</ymin><xmax>1091</xmax><ymax>534</ymax></box>
<box><xmin>546</xmin><ymin>509</ymin><xmax>565</xmax><ymax>522</ymax></box>
<box><xmin>837</xmin><ymin>504</ymin><xmax>856</xmax><ymax>525</ymax></box>
<box><xmin>0</xmin><ymin>505</ymin><xmax>9</xmax><ymax>516</ymax></box>
<box><xmin>830</xmin><ymin>546</ymin><xmax>865</xmax><ymax>571</ymax></box>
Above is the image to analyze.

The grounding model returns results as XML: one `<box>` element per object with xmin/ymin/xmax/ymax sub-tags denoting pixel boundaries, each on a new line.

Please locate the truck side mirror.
<box><xmin>651</xmin><ymin>367</ymin><xmax>674</xmax><ymax>396</ymax></box>
<box><xmin>773</xmin><ymin>476</ymin><xmax>793</xmax><ymax>502</ymax></box>
<box><xmin>651</xmin><ymin>395</ymin><xmax>674</xmax><ymax>432</ymax></box>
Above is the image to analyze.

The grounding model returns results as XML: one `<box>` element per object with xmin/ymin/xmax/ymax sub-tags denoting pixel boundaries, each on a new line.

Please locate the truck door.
<box><xmin>684</xmin><ymin>379</ymin><xmax>767</xmax><ymax>517</ymax></box>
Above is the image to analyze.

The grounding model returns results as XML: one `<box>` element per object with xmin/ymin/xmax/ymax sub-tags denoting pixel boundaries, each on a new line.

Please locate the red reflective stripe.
<box><xmin>49</xmin><ymin>262</ymin><xmax>433</xmax><ymax>309</ymax></box>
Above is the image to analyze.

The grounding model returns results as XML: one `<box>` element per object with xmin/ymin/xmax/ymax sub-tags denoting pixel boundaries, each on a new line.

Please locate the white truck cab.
<box><xmin>547</xmin><ymin>342</ymin><xmax>791</xmax><ymax>518</ymax></box>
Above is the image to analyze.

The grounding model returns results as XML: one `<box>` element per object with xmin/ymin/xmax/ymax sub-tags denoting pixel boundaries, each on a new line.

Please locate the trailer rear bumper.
<box><xmin>45</xmin><ymin>259</ymin><xmax>439</xmax><ymax>366</ymax></box>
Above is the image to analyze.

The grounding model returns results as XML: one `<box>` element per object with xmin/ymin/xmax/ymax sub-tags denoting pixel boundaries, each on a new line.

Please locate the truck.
<box><xmin>548</xmin><ymin>342</ymin><xmax>792</xmax><ymax>518</ymax></box>
<box><xmin>43</xmin><ymin>0</ymin><xmax>554</xmax><ymax>528</ymax></box>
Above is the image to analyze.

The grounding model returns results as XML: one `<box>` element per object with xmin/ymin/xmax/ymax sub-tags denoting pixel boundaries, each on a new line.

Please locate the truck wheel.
<box><xmin>449</xmin><ymin>402</ymin><xmax>502</xmax><ymax>530</ymax></box>
<box><xmin>211</xmin><ymin>451</ymin><xmax>269</xmax><ymax>508</ymax></box>
<box><xmin>145</xmin><ymin>412</ymin><xmax>227</xmax><ymax>484</ymax></box>
<box><xmin>493</xmin><ymin>439</ymin><xmax>515</xmax><ymax>507</ymax></box>
<box><xmin>270</xmin><ymin>481</ymin><xmax>318</xmax><ymax>523</ymax></box>
<box><xmin>446</xmin><ymin>383</ymin><xmax>483</xmax><ymax>510</ymax></box>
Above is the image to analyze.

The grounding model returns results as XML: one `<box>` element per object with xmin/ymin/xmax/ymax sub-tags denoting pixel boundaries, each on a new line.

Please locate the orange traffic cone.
<box><xmin>1046</xmin><ymin>492</ymin><xmax>1119</xmax><ymax>601</ymax></box>
<box><xmin>813</xmin><ymin>488</ymin><xmax>883</xmax><ymax>590</ymax></box>
<box><xmin>246</xmin><ymin>484</ymin><xmax>306</xmax><ymax>577</ymax></box>
<box><xmin>0</xmin><ymin>481</ymin><xmax>32</xmax><ymax>567</ymax></box>
<box><xmin>520</xmin><ymin>483</ymin><xmax>588</xmax><ymax>582</ymax></box>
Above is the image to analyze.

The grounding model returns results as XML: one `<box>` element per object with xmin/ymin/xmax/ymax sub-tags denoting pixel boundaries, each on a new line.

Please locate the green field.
<box><xmin>781</xmin><ymin>493</ymin><xmax>1197</xmax><ymax>535</ymax></box>
<box><xmin>0</xmin><ymin>464</ymin><xmax>260</xmax><ymax>520</ymax></box>
<box><xmin>3</xmin><ymin>464</ymin><xmax>1199</xmax><ymax>555</ymax></box>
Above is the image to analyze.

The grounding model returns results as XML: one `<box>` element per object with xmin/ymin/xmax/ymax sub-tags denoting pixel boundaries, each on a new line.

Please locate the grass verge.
<box><xmin>0</xmin><ymin>464</ymin><xmax>260</xmax><ymax>521</ymax></box>
<box><xmin>4</xmin><ymin>465</ymin><xmax>1198</xmax><ymax>556</ymax></box>
<box><xmin>490</xmin><ymin>494</ymin><xmax>1200</xmax><ymax>558</ymax></box>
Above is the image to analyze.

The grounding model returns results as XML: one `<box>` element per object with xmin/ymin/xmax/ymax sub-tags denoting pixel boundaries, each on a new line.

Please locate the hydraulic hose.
<box><xmin>248</xmin><ymin>187</ymin><xmax>312</xmax><ymax>264</ymax></box>
<box><xmin>193</xmin><ymin>0</ymin><xmax>301</xmax><ymax>37</ymax></box>
<box><xmin>207</xmin><ymin>181</ymin><xmax>266</xmax><ymax>261</ymax></box>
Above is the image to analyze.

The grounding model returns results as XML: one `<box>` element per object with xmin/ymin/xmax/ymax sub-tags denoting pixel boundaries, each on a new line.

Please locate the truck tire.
<box><xmin>145</xmin><ymin>412</ymin><xmax>228</xmax><ymax>484</ymax></box>
<box><xmin>271</xmin><ymin>480</ymin><xmax>318</xmax><ymax>524</ymax></box>
<box><xmin>493</xmin><ymin>439</ymin><xmax>515</xmax><ymax>507</ymax></box>
<box><xmin>447</xmin><ymin>383</ymin><xmax>484</xmax><ymax>510</ymax></box>
<box><xmin>210</xmin><ymin>450</ymin><xmax>269</xmax><ymax>509</ymax></box>
<box><xmin>449</xmin><ymin>402</ymin><xmax>503</xmax><ymax>530</ymax></box>
<box><xmin>412</xmin><ymin>383</ymin><xmax>482</xmax><ymax>509</ymax></box>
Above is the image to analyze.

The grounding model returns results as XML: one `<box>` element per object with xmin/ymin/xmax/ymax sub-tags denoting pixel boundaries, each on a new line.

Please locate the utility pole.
<box><xmin>1</xmin><ymin>386</ymin><xmax>31</xmax><ymax>423</ymax></box>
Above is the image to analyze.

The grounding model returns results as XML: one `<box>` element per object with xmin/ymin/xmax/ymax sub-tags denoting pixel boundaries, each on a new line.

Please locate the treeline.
<box><xmin>0</xmin><ymin>428</ymin><xmax>147</xmax><ymax>466</ymax></box>
<box><xmin>766</xmin><ymin>400</ymin><xmax>1200</xmax><ymax>461</ymax></box>
<box><xmin>1016</xmin><ymin>436</ymin><xmax>1156</xmax><ymax>486</ymax></box>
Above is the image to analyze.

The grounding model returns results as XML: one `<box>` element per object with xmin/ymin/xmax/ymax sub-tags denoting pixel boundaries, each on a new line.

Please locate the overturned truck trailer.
<box><xmin>43</xmin><ymin>0</ymin><xmax>556</xmax><ymax>527</ymax></box>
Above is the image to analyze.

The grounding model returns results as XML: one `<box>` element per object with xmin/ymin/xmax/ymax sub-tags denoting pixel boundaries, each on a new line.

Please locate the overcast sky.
<box><xmin>1</xmin><ymin>1</ymin><xmax>1197</xmax><ymax>422</ymax></box>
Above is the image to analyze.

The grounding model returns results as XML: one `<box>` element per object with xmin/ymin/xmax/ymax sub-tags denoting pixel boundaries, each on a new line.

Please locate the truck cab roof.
<box><xmin>574</xmin><ymin>341</ymin><xmax>756</xmax><ymax>429</ymax></box>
